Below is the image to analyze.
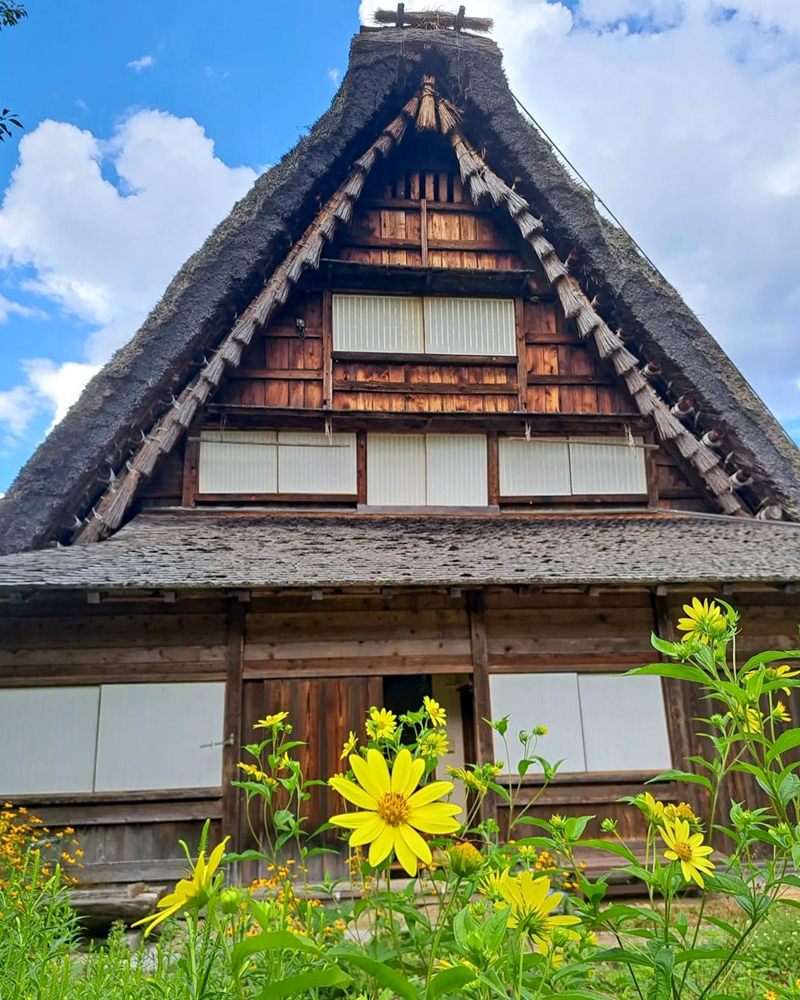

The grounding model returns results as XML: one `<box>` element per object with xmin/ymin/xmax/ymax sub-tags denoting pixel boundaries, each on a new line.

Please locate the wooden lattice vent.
<box><xmin>373</xmin><ymin>5</ymin><xmax>493</xmax><ymax>33</ymax></box>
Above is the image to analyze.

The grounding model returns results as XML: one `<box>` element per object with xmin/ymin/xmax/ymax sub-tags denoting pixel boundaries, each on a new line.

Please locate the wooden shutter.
<box><xmin>578</xmin><ymin>675</ymin><xmax>672</xmax><ymax>771</ymax></box>
<box><xmin>426</xmin><ymin>434</ymin><xmax>488</xmax><ymax>505</ymax></box>
<box><xmin>569</xmin><ymin>437</ymin><xmax>647</xmax><ymax>495</ymax></box>
<box><xmin>367</xmin><ymin>434</ymin><xmax>426</xmax><ymax>505</ymax></box>
<box><xmin>277</xmin><ymin>431</ymin><xmax>357</xmax><ymax>495</ymax></box>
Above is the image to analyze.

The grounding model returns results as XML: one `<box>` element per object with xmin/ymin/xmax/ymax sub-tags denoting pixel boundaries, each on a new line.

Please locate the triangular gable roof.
<box><xmin>2</xmin><ymin>26</ymin><xmax>800</xmax><ymax>556</ymax></box>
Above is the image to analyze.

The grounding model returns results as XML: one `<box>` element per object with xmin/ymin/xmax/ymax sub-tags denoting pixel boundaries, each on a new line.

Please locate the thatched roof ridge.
<box><xmin>0</xmin><ymin>511</ymin><xmax>799</xmax><ymax>591</ymax></box>
<box><xmin>1</xmin><ymin>26</ymin><xmax>799</xmax><ymax>555</ymax></box>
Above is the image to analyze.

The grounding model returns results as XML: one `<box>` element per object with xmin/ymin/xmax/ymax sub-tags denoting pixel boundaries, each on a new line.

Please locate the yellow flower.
<box><xmin>366</xmin><ymin>707</ymin><xmax>397</xmax><ymax>740</ymax></box>
<box><xmin>448</xmin><ymin>842</ymin><xmax>483</xmax><ymax>877</ymax></box>
<box><xmin>133</xmin><ymin>836</ymin><xmax>230</xmax><ymax>936</ymax></box>
<box><xmin>255</xmin><ymin>712</ymin><xmax>289</xmax><ymax>729</ymax></box>
<box><xmin>518</xmin><ymin>845</ymin><xmax>538</xmax><ymax>861</ymax></box>
<box><xmin>419</xmin><ymin>731</ymin><xmax>450</xmax><ymax>758</ymax></box>
<box><xmin>660</xmin><ymin>818</ymin><xmax>715</xmax><ymax>888</ymax></box>
<box><xmin>496</xmin><ymin>872</ymin><xmax>581</xmax><ymax>952</ymax></box>
<box><xmin>423</xmin><ymin>696</ymin><xmax>447</xmax><ymax>727</ymax></box>
<box><xmin>746</xmin><ymin>663</ymin><xmax>800</xmax><ymax>695</ymax></box>
<box><xmin>341</xmin><ymin>731</ymin><xmax>358</xmax><ymax>759</ymax></box>
<box><xmin>663</xmin><ymin>802</ymin><xmax>700</xmax><ymax>829</ymax></box>
<box><xmin>532</xmin><ymin>725</ymin><xmax>548</xmax><ymax>737</ymax></box>
<box><xmin>731</xmin><ymin>704</ymin><xmax>763</xmax><ymax>734</ymax></box>
<box><xmin>478</xmin><ymin>869</ymin><xmax>508</xmax><ymax>901</ymax></box>
<box><xmin>763</xmin><ymin>991</ymin><xmax>778</xmax><ymax>1000</ymax></box>
<box><xmin>773</xmin><ymin>701</ymin><xmax>792</xmax><ymax>724</ymax></box>
<box><xmin>676</xmin><ymin>598</ymin><xmax>727</xmax><ymax>644</ymax></box>
<box><xmin>328</xmin><ymin>748</ymin><xmax>461</xmax><ymax>876</ymax></box>
<box><xmin>636</xmin><ymin>791</ymin><xmax>666</xmax><ymax>824</ymax></box>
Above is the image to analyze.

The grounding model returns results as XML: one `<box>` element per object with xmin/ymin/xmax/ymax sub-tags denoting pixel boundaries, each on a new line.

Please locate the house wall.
<box><xmin>1</xmin><ymin>584</ymin><xmax>797</xmax><ymax>882</ymax></box>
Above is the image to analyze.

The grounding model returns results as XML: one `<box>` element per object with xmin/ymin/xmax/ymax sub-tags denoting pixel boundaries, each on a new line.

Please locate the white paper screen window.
<box><xmin>94</xmin><ymin>682</ymin><xmax>225</xmax><ymax>792</ymax></box>
<box><xmin>277</xmin><ymin>431</ymin><xmax>357</xmax><ymax>495</ymax></box>
<box><xmin>0</xmin><ymin>686</ymin><xmax>100</xmax><ymax>795</ymax></box>
<box><xmin>333</xmin><ymin>294</ymin><xmax>424</xmax><ymax>353</ymax></box>
<box><xmin>367</xmin><ymin>434</ymin><xmax>426</xmax><ymax>505</ymax></box>
<box><xmin>569</xmin><ymin>437</ymin><xmax>647</xmax><ymax>495</ymax></box>
<box><xmin>578</xmin><ymin>675</ymin><xmax>672</xmax><ymax>771</ymax></box>
<box><xmin>498</xmin><ymin>439</ymin><xmax>571</xmax><ymax>496</ymax></box>
<box><xmin>424</xmin><ymin>298</ymin><xmax>516</xmax><ymax>356</ymax></box>
<box><xmin>489</xmin><ymin>673</ymin><xmax>586</xmax><ymax>773</ymax></box>
<box><xmin>426</xmin><ymin>434</ymin><xmax>488</xmax><ymax>505</ymax></box>
<box><xmin>198</xmin><ymin>431</ymin><xmax>277</xmax><ymax>494</ymax></box>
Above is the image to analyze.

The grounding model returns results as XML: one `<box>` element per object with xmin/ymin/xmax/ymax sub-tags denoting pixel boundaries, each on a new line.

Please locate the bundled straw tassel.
<box><xmin>555</xmin><ymin>279</ymin><xmax>585</xmax><ymax>320</ymax></box>
<box><xmin>467</xmin><ymin>170</ymin><xmax>492</xmax><ymax>203</ymax></box>
<box><xmin>652</xmin><ymin>405</ymin><xmax>687</xmax><ymax>441</ymax></box>
<box><xmin>218</xmin><ymin>340</ymin><xmax>243</xmax><ymax>366</ymax></box>
<box><xmin>609</xmin><ymin>345</ymin><xmax>639</xmax><ymax>375</ymax></box>
<box><xmin>417</xmin><ymin>76</ymin><xmax>437</xmax><ymax>131</ymax></box>
<box><xmin>529</xmin><ymin>234</ymin><xmax>554</xmax><ymax>259</ymax></box>
<box><xmin>633</xmin><ymin>387</ymin><xmax>658</xmax><ymax>415</ymax></box>
<box><xmin>692</xmin><ymin>446</ymin><xmax>722</xmax><ymax>474</ymax></box>
<box><xmin>540</xmin><ymin>254</ymin><xmax>569</xmax><ymax>284</ymax></box>
<box><xmin>516</xmin><ymin>212</ymin><xmax>544</xmax><ymax>239</ymax></box>
<box><xmin>200</xmin><ymin>355</ymin><xmax>227</xmax><ymax>387</ymax></box>
<box><xmin>383</xmin><ymin>114</ymin><xmax>408</xmax><ymax>142</ymax></box>
<box><xmin>403</xmin><ymin>95</ymin><xmax>420</xmax><ymax>118</ymax></box>
<box><xmin>354</xmin><ymin>148</ymin><xmax>377</xmax><ymax>174</ymax></box>
<box><xmin>704</xmin><ymin>464</ymin><xmax>734</xmax><ymax>495</ymax></box>
<box><xmin>622</xmin><ymin>367</ymin><xmax>647</xmax><ymax>395</ymax></box>
<box><xmin>674</xmin><ymin>432</ymin><xmax>701</xmax><ymax>459</ymax></box>
<box><xmin>483</xmin><ymin>170</ymin><xmax>509</xmax><ymax>206</ymax></box>
<box><xmin>436</xmin><ymin>98</ymin><xmax>461</xmax><ymax>135</ymax></box>
<box><xmin>334</xmin><ymin>196</ymin><xmax>355</xmax><ymax>224</ymax></box>
<box><xmin>373</xmin><ymin>132</ymin><xmax>395</xmax><ymax>157</ymax></box>
<box><xmin>452</xmin><ymin>136</ymin><xmax>480</xmax><ymax>182</ymax></box>
<box><xmin>576</xmin><ymin>305</ymin><xmax>600</xmax><ymax>339</ymax></box>
<box><xmin>343</xmin><ymin>171</ymin><xmax>366</xmax><ymax>200</ymax></box>
<box><xmin>175</xmin><ymin>395</ymin><xmax>201</xmax><ymax>429</ymax></box>
<box><xmin>591</xmin><ymin>323</ymin><xmax>623</xmax><ymax>359</ymax></box>
<box><xmin>504</xmin><ymin>188</ymin><xmax>529</xmax><ymax>218</ymax></box>
<box><xmin>718</xmin><ymin>492</ymin><xmax>745</xmax><ymax>515</ymax></box>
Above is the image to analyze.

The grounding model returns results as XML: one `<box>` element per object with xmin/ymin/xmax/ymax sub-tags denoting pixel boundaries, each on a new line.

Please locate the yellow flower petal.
<box><xmin>206</xmin><ymin>836</ymin><xmax>230</xmax><ymax>880</ymax></box>
<box><xmin>348</xmin><ymin>753</ymin><xmax>387</xmax><ymax>801</ymax></box>
<box><xmin>329</xmin><ymin>810</ymin><xmax>381</xmax><ymax>829</ymax></box>
<box><xmin>407</xmin><ymin>780</ymin><xmax>455</xmax><ymax>808</ymax></box>
<box><xmin>368</xmin><ymin>823</ymin><xmax>394</xmax><ymax>867</ymax></box>
<box><xmin>398</xmin><ymin>822</ymin><xmax>432</xmax><ymax>868</ymax></box>
<box><xmin>349</xmin><ymin>816</ymin><xmax>386</xmax><ymax>848</ymax></box>
<box><xmin>329</xmin><ymin>775</ymin><xmax>378</xmax><ymax>811</ymax></box>
<box><xmin>407</xmin><ymin>805</ymin><xmax>462</xmax><ymax>834</ymax></box>
<box><xmin>393</xmin><ymin>826</ymin><xmax>419</xmax><ymax>876</ymax></box>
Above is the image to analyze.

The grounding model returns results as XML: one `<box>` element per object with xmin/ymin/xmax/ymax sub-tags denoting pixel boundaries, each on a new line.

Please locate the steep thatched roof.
<box><xmin>1</xmin><ymin>26</ymin><xmax>799</xmax><ymax>555</ymax></box>
<box><xmin>0</xmin><ymin>511</ymin><xmax>798</xmax><ymax>591</ymax></box>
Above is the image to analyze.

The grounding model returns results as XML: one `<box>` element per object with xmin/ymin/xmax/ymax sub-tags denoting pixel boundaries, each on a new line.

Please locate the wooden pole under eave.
<box><xmin>467</xmin><ymin>590</ymin><xmax>497</xmax><ymax>825</ymax></box>
<box><xmin>222</xmin><ymin>600</ymin><xmax>246</xmax><ymax>866</ymax></box>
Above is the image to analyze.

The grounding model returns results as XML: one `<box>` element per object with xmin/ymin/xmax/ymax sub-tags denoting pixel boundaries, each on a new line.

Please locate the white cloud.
<box><xmin>358</xmin><ymin>1</ymin><xmax>800</xmax><ymax>429</ymax></box>
<box><xmin>0</xmin><ymin>110</ymin><xmax>257</xmax><ymax>438</ymax></box>
<box><xmin>127</xmin><ymin>54</ymin><xmax>155</xmax><ymax>72</ymax></box>
<box><xmin>328</xmin><ymin>68</ymin><xmax>340</xmax><ymax>85</ymax></box>
<box><xmin>0</xmin><ymin>292</ymin><xmax>35</xmax><ymax>321</ymax></box>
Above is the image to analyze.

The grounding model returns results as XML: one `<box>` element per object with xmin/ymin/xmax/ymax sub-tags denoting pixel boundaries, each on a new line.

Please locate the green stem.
<box><xmin>424</xmin><ymin>874</ymin><xmax>463</xmax><ymax>994</ymax></box>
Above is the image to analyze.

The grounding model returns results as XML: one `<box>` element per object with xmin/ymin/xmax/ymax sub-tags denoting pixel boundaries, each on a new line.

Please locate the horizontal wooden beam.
<box><xmin>9</xmin><ymin>787</ymin><xmax>221</xmax><ymax>806</ymax></box>
<box><xmin>334</xmin><ymin>380</ymin><xmax>517</xmax><ymax>395</ymax></box>
<box><xmin>244</xmin><ymin>656</ymin><xmax>473</xmax><ymax>678</ymax></box>
<box><xmin>360</xmin><ymin>198</ymin><xmax>492</xmax><ymax>215</ymax></box>
<box><xmin>333</xmin><ymin>351</ymin><xmax>517</xmax><ymax>366</ymax></box>
<box><xmin>498</xmin><ymin>493</ymin><xmax>649</xmax><ymax>505</ymax></box>
<box><xmin>339</xmin><ymin>235</ymin><xmax>519</xmax><ymax>252</ymax></box>
<box><xmin>196</xmin><ymin>492</ymin><xmax>356</xmax><ymax>503</ymax></box>
<box><xmin>526</xmin><ymin>374</ymin><xmax>616</xmax><ymax>386</ymax></box>
<box><xmin>230</xmin><ymin>369</ymin><xmax>322</xmax><ymax>380</ymax></box>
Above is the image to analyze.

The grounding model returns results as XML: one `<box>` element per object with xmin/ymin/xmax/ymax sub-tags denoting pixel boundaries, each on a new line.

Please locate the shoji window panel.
<box><xmin>569</xmin><ymin>437</ymin><xmax>647</xmax><ymax>495</ymax></box>
<box><xmin>333</xmin><ymin>294</ymin><xmax>424</xmax><ymax>353</ymax></box>
<box><xmin>198</xmin><ymin>431</ymin><xmax>278</xmax><ymax>494</ymax></box>
<box><xmin>332</xmin><ymin>294</ymin><xmax>515</xmax><ymax>357</ymax></box>
<box><xmin>578</xmin><ymin>675</ymin><xmax>672</xmax><ymax>771</ymax></box>
<box><xmin>424</xmin><ymin>298</ymin><xmax>516</xmax><ymax>356</ymax></box>
<box><xmin>94</xmin><ymin>682</ymin><xmax>225</xmax><ymax>792</ymax></box>
<box><xmin>488</xmin><ymin>672</ymin><xmax>673</xmax><ymax>775</ymax></box>
<box><xmin>367</xmin><ymin>433</ymin><xmax>488</xmax><ymax>506</ymax></box>
<box><xmin>498</xmin><ymin>435</ymin><xmax>648</xmax><ymax>497</ymax></box>
<box><xmin>198</xmin><ymin>431</ymin><xmax>357</xmax><ymax>496</ymax></box>
<box><xmin>498</xmin><ymin>439</ymin><xmax>571</xmax><ymax>496</ymax></box>
<box><xmin>489</xmin><ymin>673</ymin><xmax>586</xmax><ymax>773</ymax></box>
<box><xmin>367</xmin><ymin>435</ymin><xmax>426</xmax><ymax>506</ymax></box>
<box><xmin>426</xmin><ymin>434</ymin><xmax>488</xmax><ymax>506</ymax></box>
<box><xmin>278</xmin><ymin>432</ymin><xmax>357</xmax><ymax>495</ymax></box>
<box><xmin>0</xmin><ymin>687</ymin><xmax>100</xmax><ymax>795</ymax></box>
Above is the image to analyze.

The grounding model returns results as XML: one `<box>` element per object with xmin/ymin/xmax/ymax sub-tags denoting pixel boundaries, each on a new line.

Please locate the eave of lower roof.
<box><xmin>0</xmin><ymin>509</ymin><xmax>798</xmax><ymax>593</ymax></box>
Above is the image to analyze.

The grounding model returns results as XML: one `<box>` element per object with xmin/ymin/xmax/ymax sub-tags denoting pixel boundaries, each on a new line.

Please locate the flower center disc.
<box><xmin>673</xmin><ymin>841</ymin><xmax>693</xmax><ymax>862</ymax></box>
<box><xmin>377</xmin><ymin>792</ymin><xmax>410</xmax><ymax>826</ymax></box>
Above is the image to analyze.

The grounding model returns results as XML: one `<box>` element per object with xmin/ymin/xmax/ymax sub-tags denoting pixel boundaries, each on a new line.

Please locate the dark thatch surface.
<box><xmin>1</xmin><ymin>27</ymin><xmax>799</xmax><ymax>556</ymax></box>
<box><xmin>0</xmin><ymin>511</ymin><xmax>798</xmax><ymax>590</ymax></box>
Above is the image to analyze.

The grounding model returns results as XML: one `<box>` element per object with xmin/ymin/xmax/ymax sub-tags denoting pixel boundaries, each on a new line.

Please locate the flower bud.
<box><xmin>448</xmin><ymin>842</ymin><xmax>484</xmax><ymax>878</ymax></box>
<box><xmin>220</xmin><ymin>887</ymin><xmax>242</xmax><ymax>915</ymax></box>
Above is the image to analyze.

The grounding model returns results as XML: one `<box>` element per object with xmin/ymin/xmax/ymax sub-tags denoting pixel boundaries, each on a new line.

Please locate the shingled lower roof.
<box><xmin>2</xmin><ymin>26</ymin><xmax>800</xmax><ymax>556</ymax></box>
<box><xmin>0</xmin><ymin>511</ymin><xmax>798</xmax><ymax>591</ymax></box>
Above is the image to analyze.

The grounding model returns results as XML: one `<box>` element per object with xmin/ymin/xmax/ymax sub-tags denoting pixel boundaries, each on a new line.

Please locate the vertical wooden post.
<box><xmin>357</xmin><ymin>430</ymin><xmax>367</xmax><ymax>505</ymax></box>
<box><xmin>467</xmin><ymin>590</ymin><xmax>497</xmax><ymax>824</ymax></box>
<box><xmin>182</xmin><ymin>421</ymin><xmax>200</xmax><ymax>507</ymax></box>
<box><xmin>222</xmin><ymin>600</ymin><xmax>245</xmax><ymax>855</ymax></box>
<box><xmin>322</xmin><ymin>289</ymin><xmax>333</xmax><ymax>408</ymax></box>
<box><xmin>645</xmin><ymin>432</ymin><xmax>660</xmax><ymax>510</ymax></box>
<box><xmin>420</xmin><ymin>199</ymin><xmax>429</xmax><ymax>266</ymax></box>
<box><xmin>514</xmin><ymin>297</ymin><xmax>527</xmax><ymax>413</ymax></box>
<box><xmin>650</xmin><ymin>587</ymin><xmax>704</xmax><ymax>819</ymax></box>
<box><xmin>487</xmin><ymin>431</ymin><xmax>499</xmax><ymax>507</ymax></box>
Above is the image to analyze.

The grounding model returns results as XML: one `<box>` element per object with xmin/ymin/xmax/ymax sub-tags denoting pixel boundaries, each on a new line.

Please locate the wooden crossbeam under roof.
<box><xmin>372</xmin><ymin>5</ymin><xmax>493</xmax><ymax>33</ymax></box>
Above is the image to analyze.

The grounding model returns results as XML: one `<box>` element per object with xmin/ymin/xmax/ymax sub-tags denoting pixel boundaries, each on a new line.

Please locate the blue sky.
<box><xmin>1</xmin><ymin>0</ymin><xmax>800</xmax><ymax>493</ymax></box>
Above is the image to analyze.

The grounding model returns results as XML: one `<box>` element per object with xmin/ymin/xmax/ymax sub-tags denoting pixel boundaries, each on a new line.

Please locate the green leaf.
<box><xmin>224</xmin><ymin>849</ymin><xmax>270</xmax><ymax>864</ymax></box>
<box><xmin>626</xmin><ymin>662</ymin><xmax>708</xmax><ymax>683</ymax></box>
<box><xmin>645</xmin><ymin>769</ymin><xmax>713</xmax><ymax>791</ymax></box>
<box><xmin>232</xmin><ymin>930</ymin><xmax>321</xmax><ymax>974</ymax></box>
<box><xmin>578</xmin><ymin>839</ymin><xmax>638</xmax><ymax>864</ymax></box>
<box><xmin>766</xmin><ymin>728</ymin><xmax>800</xmax><ymax>764</ymax></box>
<box><xmin>591</xmin><ymin>947</ymin><xmax>652</xmax><ymax>967</ymax></box>
<box><xmin>674</xmin><ymin>947</ymin><xmax>743</xmax><ymax>964</ymax></box>
<box><xmin>565</xmin><ymin>815</ymin><xmax>594</xmax><ymax>840</ymax></box>
<box><xmin>779</xmin><ymin>771</ymin><xmax>800</xmax><ymax>807</ymax></box>
<box><xmin>428</xmin><ymin>966</ymin><xmax>477</xmax><ymax>999</ymax></box>
<box><xmin>331</xmin><ymin>953</ymin><xmax>418</xmax><ymax>1000</ymax></box>
<box><xmin>482</xmin><ymin>906</ymin><xmax>509</xmax><ymax>954</ymax></box>
<box><xmin>254</xmin><ymin>967</ymin><xmax>351</xmax><ymax>1000</ymax></box>
<box><xmin>543</xmin><ymin>993</ymin><xmax>618</xmax><ymax>1000</ymax></box>
<box><xmin>741</xmin><ymin>649</ymin><xmax>800</xmax><ymax>672</ymax></box>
